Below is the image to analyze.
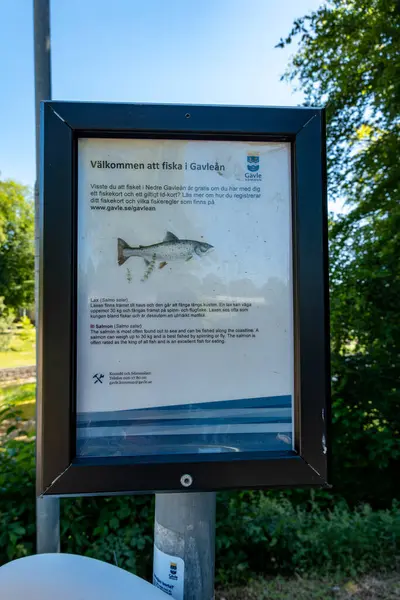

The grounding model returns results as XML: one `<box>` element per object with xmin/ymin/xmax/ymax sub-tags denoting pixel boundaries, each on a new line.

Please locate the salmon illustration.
<box><xmin>117</xmin><ymin>231</ymin><xmax>214</xmax><ymax>268</ymax></box>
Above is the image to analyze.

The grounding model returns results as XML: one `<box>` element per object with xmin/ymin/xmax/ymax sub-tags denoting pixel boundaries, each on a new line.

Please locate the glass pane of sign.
<box><xmin>76</xmin><ymin>138</ymin><xmax>294</xmax><ymax>458</ymax></box>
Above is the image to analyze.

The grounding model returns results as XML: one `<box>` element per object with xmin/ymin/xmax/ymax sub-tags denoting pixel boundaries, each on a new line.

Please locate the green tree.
<box><xmin>279</xmin><ymin>0</ymin><xmax>400</xmax><ymax>504</ymax></box>
<box><xmin>0</xmin><ymin>179</ymin><xmax>34</xmax><ymax>312</ymax></box>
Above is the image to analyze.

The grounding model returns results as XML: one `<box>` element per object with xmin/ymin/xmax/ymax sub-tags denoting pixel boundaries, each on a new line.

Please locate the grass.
<box><xmin>0</xmin><ymin>335</ymin><xmax>35</xmax><ymax>369</ymax></box>
<box><xmin>216</xmin><ymin>574</ymin><xmax>400</xmax><ymax>599</ymax></box>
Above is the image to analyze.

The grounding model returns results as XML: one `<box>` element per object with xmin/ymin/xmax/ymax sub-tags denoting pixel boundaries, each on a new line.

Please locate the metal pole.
<box><xmin>34</xmin><ymin>0</ymin><xmax>60</xmax><ymax>554</ymax></box>
<box><xmin>153</xmin><ymin>492</ymin><xmax>216</xmax><ymax>600</ymax></box>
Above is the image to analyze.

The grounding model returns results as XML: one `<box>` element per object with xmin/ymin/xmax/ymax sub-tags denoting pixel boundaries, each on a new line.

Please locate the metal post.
<box><xmin>34</xmin><ymin>0</ymin><xmax>60</xmax><ymax>554</ymax></box>
<box><xmin>154</xmin><ymin>492</ymin><xmax>216</xmax><ymax>600</ymax></box>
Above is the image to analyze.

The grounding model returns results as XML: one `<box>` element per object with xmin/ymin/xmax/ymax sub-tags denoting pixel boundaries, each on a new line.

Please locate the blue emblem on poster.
<box><xmin>247</xmin><ymin>153</ymin><xmax>260</xmax><ymax>172</ymax></box>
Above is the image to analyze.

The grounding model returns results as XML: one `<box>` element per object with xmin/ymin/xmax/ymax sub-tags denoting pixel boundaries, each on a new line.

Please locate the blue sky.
<box><xmin>0</xmin><ymin>0</ymin><xmax>322</xmax><ymax>188</ymax></box>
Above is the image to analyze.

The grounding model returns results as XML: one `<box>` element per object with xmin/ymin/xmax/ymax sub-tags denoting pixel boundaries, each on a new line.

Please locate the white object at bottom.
<box><xmin>0</xmin><ymin>553</ymin><xmax>168</xmax><ymax>600</ymax></box>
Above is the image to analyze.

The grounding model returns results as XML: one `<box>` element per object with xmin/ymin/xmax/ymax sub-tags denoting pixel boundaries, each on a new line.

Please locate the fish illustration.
<box><xmin>117</xmin><ymin>231</ymin><xmax>214</xmax><ymax>268</ymax></box>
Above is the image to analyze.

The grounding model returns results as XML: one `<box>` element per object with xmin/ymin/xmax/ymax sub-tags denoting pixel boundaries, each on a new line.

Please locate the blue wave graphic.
<box><xmin>77</xmin><ymin>395</ymin><xmax>292</xmax><ymax>458</ymax></box>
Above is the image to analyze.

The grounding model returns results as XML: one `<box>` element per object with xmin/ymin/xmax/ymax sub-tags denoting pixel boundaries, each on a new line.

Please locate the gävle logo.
<box><xmin>247</xmin><ymin>152</ymin><xmax>260</xmax><ymax>172</ymax></box>
<box><xmin>169</xmin><ymin>562</ymin><xmax>178</xmax><ymax>580</ymax></box>
<box><xmin>245</xmin><ymin>152</ymin><xmax>262</xmax><ymax>180</ymax></box>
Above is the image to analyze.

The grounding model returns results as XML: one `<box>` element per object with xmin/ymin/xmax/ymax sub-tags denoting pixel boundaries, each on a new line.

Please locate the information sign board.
<box><xmin>37</xmin><ymin>102</ymin><xmax>329</xmax><ymax>496</ymax></box>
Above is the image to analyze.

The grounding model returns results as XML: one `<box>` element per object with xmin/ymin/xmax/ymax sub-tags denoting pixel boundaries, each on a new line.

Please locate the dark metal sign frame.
<box><xmin>37</xmin><ymin>101</ymin><xmax>330</xmax><ymax>496</ymax></box>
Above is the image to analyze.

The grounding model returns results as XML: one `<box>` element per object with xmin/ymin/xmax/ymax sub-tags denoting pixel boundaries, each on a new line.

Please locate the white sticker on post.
<box><xmin>153</xmin><ymin>545</ymin><xmax>184</xmax><ymax>599</ymax></box>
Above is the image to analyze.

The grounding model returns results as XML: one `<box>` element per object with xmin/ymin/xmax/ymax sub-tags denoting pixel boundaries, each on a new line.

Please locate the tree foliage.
<box><xmin>0</xmin><ymin>179</ymin><xmax>34</xmax><ymax>311</ymax></box>
<box><xmin>279</xmin><ymin>0</ymin><xmax>400</xmax><ymax>503</ymax></box>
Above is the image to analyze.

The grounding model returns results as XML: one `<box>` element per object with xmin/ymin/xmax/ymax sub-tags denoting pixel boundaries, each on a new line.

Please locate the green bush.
<box><xmin>216</xmin><ymin>492</ymin><xmax>400</xmax><ymax>584</ymax></box>
<box><xmin>330</xmin><ymin>352</ymin><xmax>400</xmax><ymax>507</ymax></box>
<box><xmin>62</xmin><ymin>496</ymin><xmax>154</xmax><ymax>580</ymax></box>
<box><xmin>0</xmin><ymin>415</ymin><xmax>399</xmax><ymax>584</ymax></box>
<box><xmin>0</xmin><ymin>404</ymin><xmax>36</xmax><ymax>561</ymax></box>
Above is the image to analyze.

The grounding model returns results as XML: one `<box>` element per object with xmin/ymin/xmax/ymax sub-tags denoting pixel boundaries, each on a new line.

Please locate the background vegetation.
<box><xmin>278</xmin><ymin>0</ymin><xmax>400</xmax><ymax>505</ymax></box>
<box><xmin>0</xmin><ymin>180</ymin><xmax>34</xmax><ymax>313</ymax></box>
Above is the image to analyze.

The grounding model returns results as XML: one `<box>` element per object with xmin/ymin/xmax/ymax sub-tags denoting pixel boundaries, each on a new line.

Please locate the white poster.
<box><xmin>76</xmin><ymin>138</ymin><xmax>293</xmax><ymax>457</ymax></box>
